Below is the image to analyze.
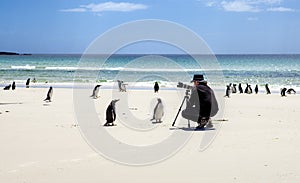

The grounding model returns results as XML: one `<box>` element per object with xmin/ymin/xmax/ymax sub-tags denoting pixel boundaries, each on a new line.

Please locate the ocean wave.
<box><xmin>45</xmin><ymin>66</ymin><xmax>79</xmax><ymax>70</ymax></box>
<box><xmin>11</xmin><ymin>65</ymin><xmax>36</xmax><ymax>70</ymax></box>
<box><xmin>98</xmin><ymin>67</ymin><xmax>221</xmax><ymax>72</ymax></box>
<box><xmin>9</xmin><ymin>66</ymin><xmax>211</xmax><ymax>72</ymax></box>
<box><xmin>4</xmin><ymin>66</ymin><xmax>300</xmax><ymax>73</ymax></box>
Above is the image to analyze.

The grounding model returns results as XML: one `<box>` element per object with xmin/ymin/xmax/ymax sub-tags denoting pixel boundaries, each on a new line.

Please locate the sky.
<box><xmin>0</xmin><ymin>0</ymin><xmax>300</xmax><ymax>54</ymax></box>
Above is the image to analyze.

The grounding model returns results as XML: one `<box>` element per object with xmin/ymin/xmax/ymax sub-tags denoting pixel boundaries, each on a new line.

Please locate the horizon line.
<box><xmin>2</xmin><ymin>51</ymin><xmax>300</xmax><ymax>56</ymax></box>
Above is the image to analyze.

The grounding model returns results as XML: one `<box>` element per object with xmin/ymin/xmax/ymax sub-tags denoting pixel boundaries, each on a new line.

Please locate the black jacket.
<box><xmin>187</xmin><ymin>83</ymin><xmax>219</xmax><ymax>117</ymax></box>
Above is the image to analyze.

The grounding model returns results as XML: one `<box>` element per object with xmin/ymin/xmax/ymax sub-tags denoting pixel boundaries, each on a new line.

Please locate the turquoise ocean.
<box><xmin>0</xmin><ymin>54</ymin><xmax>299</xmax><ymax>91</ymax></box>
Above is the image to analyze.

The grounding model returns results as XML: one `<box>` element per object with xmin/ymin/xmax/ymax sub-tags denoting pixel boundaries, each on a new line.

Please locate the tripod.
<box><xmin>172</xmin><ymin>91</ymin><xmax>190</xmax><ymax>127</ymax></box>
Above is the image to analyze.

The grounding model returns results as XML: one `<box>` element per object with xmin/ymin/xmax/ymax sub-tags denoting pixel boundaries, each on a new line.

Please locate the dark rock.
<box><xmin>0</xmin><ymin>52</ymin><xmax>19</xmax><ymax>55</ymax></box>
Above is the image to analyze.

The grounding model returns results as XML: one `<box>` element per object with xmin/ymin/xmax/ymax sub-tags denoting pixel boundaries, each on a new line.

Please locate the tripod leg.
<box><xmin>172</xmin><ymin>97</ymin><xmax>186</xmax><ymax>127</ymax></box>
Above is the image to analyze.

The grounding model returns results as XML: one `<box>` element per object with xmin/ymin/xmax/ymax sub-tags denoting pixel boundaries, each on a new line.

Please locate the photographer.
<box><xmin>181</xmin><ymin>74</ymin><xmax>219</xmax><ymax>130</ymax></box>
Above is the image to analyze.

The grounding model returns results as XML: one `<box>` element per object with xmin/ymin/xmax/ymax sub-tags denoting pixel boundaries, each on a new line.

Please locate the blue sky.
<box><xmin>0</xmin><ymin>0</ymin><xmax>299</xmax><ymax>54</ymax></box>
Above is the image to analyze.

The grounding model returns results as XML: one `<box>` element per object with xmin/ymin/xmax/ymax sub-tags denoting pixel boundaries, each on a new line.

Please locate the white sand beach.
<box><xmin>0</xmin><ymin>87</ymin><xmax>299</xmax><ymax>182</ymax></box>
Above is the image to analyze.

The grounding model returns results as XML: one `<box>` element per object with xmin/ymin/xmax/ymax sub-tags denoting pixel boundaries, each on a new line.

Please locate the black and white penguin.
<box><xmin>286</xmin><ymin>88</ymin><xmax>296</xmax><ymax>94</ymax></box>
<box><xmin>26</xmin><ymin>78</ymin><xmax>30</xmax><ymax>88</ymax></box>
<box><xmin>3</xmin><ymin>84</ymin><xmax>11</xmax><ymax>90</ymax></box>
<box><xmin>154</xmin><ymin>82</ymin><xmax>159</xmax><ymax>93</ymax></box>
<box><xmin>244</xmin><ymin>84</ymin><xmax>248</xmax><ymax>94</ymax></box>
<box><xmin>150</xmin><ymin>98</ymin><xmax>164</xmax><ymax>123</ymax></box>
<box><xmin>224</xmin><ymin>85</ymin><xmax>231</xmax><ymax>97</ymax></box>
<box><xmin>255</xmin><ymin>84</ymin><xmax>258</xmax><ymax>94</ymax></box>
<box><xmin>238</xmin><ymin>83</ymin><xmax>243</xmax><ymax>93</ymax></box>
<box><xmin>117</xmin><ymin>80</ymin><xmax>127</xmax><ymax>92</ymax></box>
<box><xmin>265</xmin><ymin>84</ymin><xmax>271</xmax><ymax>94</ymax></box>
<box><xmin>281</xmin><ymin>88</ymin><xmax>287</xmax><ymax>97</ymax></box>
<box><xmin>248</xmin><ymin>84</ymin><xmax>253</xmax><ymax>94</ymax></box>
<box><xmin>117</xmin><ymin>80</ymin><xmax>122</xmax><ymax>91</ymax></box>
<box><xmin>232</xmin><ymin>84</ymin><xmax>237</xmax><ymax>93</ymax></box>
<box><xmin>91</xmin><ymin>85</ymin><xmax>101</xmax><ymax>99</ymax></box>
<box><xmin>12</xmin><ymin>81</ymin><xmax>16</xmax><ymax>90</ymax></box>
<box><xmin>44</xmin><ymin>87</ymin><xmax>53</xmax><ymax>102</ymax></box>
<box><xmin>104</xmin><ymin>99</ymin><xmax>120</xmax><ymax>126</ymax></box>
<box><xmin>245</xmin><ymin>83</ymin><xmax>252</xmax><ymax>94</ymax></box>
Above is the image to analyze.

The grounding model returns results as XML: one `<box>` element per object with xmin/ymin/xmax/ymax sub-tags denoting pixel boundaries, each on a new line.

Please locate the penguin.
<box><xmin>117</xmin><ymin>80</ymin><xmax>127</xmax><ymax>92</ymax></box>
<box><xmin>255</xmin><ymin>84</ymin><xmax>258</xmax><ymax>94</ymax></box>
<box><xmin>26</xmin><ymin>78</ymin><xmax>30</xmax><ymax>88</ymax></box>
<box><xmin>44</xmin><ymin>87</ymin><xmax>53</xmax><ymax>102</ymax></box>
<box><xmin>12</xmin><ymin>81</ymin><xmax>16</xmax><ymax>90</ymax></box>
<box><xmin>232</xmin><ymin>84</ymin><xmax>237</xmax><ymax>93</ymax></box>
<box><xmin>91</xmin><ymin>85</ymin><xmax>101</xmax><ymax>99</ymax></box>
<box><xmin>244</xmin><ymin>84</ymin><xmax>248</xmax><ymax>94</ymax></box>
<box><xmin>248</xmin><ymin>84</ymin><xmax>253</xmax><ymax>94</ymax></box>
<box><xmin>117</xmin><ymin>80</ymin><xmax>122</xmax><ymax>91</ymax></box>
<box><xmin>238</xmin><ymin>83</ymin><xmax>243</xmax><ymax>93</ymax></box>
<box><xmin>150</xmin><ymin>98</ymin><xmax>164</xmax><ymax>123</ymax></box>
<box><xmin>104</xmin><ymin>99</ymin><xmax>120</xmax><ymax>126</ymax></box>
<box><xmin>154</xmin><ymin>82</ymin><xmax>159</xmax><ymax>93</ymax></box>
<box><xmin>286</xmin><ymin>88</ymin><xmax>296</xmax><ymax>94</ymax></box>
<box><xmin>265</xmin><ymin>84</ymin><xmax>271</xmax><ymax>94</ymax></box>
<box><xmin>280</xmin><ymin>88</ymin><xmax>287</xmax><ymax>97</ymax></box>
<box><xmin>224</xmin><ymin>85</ymin><xmax>231</xmax><ymax>97</ymax></box>
<box><xmin>122</xmin><ymin>81</ymin><xmax>127</xmax><ymax>92</ymax></box>
<box><xmin>3</xmin><ymin>84</ymin><xmax>11</xmax><ymax>90</ymax></box>
<box><xmin>244</xmin><ymin>83</ymin><xmax>252</xmax><ymax>94</ymax></box>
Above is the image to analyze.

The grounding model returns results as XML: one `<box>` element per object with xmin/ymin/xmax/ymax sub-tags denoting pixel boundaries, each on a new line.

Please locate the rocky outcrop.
<box><xmin>0</xmin><ymin>52</ymin><xmax>20</xmax><ymax>55</ymax></box>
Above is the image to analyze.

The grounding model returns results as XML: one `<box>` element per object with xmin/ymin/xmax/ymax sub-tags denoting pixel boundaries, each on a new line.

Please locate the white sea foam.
<box><xmin>11</xmin><ymin>65</ymin><xmax>36</xmax><ymax>70</ymax></box>
<box><xmin>45</xmin><ymin>66</ymin><xmax>79</xmax><ymax>70</ymax></box>
<box><xmin>95</xmin><ymin>67</ymin><xmax>220</xmax><ymax>72</ymax></box>
<box><xmin>6</xmin><ymin>66</ymin><xmax>300</xmax><ymax>72</ymax></box>
<box><xmin>7</xmin><ymin>65</ymin><xmax>222</xmax><ymax>72</ymax></box>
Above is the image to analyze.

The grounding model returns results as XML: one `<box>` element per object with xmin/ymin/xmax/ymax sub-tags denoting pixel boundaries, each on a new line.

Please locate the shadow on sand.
<box><xmin>0</xmin><ymin>102</ymin><xmax>23</xmax><ymax>105</ymax></box>
<box><xmin>169</xmin><ymin>127</ymin><xmax>216</xmax><ymax>131</ymax></box>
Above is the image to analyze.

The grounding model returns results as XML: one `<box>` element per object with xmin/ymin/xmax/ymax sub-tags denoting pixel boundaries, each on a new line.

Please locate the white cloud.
<box><xmin>60</xmin><ymin>8</ymin><xmax>86</xmax><ymax>12</ymax></box>
<box><xmin>253</xmin><ymin>0</ymin><xmax>282</xmax><ymax>5</ymax></box>
<box><xmin>61</xmin><ymin>2</ymin><xmax>148</xmax><ymax>13</ymax></box>
<box><xmin>267</xmin><ymin>7</ymin><xmax>294</xmax><ymax>12</ymax></box>
<box><xmin>204</xmin><ymin>0</ymin><xmax>294</xmax><ymax>13</ymax></box>
<box><xmin>206</xmin><ymin>1</ymin><xmax>217</xmax><ymax>7</ymax></box>
<box><xmin>221</xmin><ymin>1</ymin><xmax>261</xmax><ymax>12</ymax></box>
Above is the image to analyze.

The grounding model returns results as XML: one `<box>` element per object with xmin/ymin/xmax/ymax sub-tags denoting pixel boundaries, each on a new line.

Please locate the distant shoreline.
<box><xmin>1</xmin><ymin>52</ymin><xmax>300</xmax><ymax>56</ymax></box>
<box><xmin>0</xmin><ymin>51</ymin><xmax>31</xmax><ymax>56</ymax></box>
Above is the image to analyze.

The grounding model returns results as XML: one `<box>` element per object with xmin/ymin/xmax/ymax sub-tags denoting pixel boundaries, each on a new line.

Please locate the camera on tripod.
<box><xmin>177</xmin><ymin>82</ymin><xmax>193</xmax><ymax>96</ymax></box>
<box><xmin>177</xmin><ymin>82</ymin><xmax>193</xmax><ymax>90</ymax></box>
<box><xmin>172</xmin><ymin>82</ymin><xmax>194</xmax><ymax>127</ymax></box>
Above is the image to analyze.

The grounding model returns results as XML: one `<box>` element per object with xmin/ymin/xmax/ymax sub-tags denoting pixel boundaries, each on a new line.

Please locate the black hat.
<box><xmin>191</xmin><ymin>74</ymin><xmax>205</xmax><ymax>82</ymax></box>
